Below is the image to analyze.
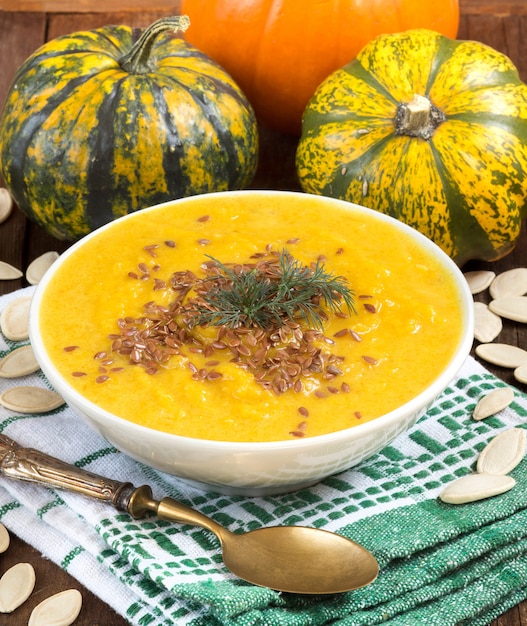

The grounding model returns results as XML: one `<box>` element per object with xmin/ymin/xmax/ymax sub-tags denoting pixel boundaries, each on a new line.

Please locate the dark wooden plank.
<box><xmin>47</xmin><ymin>7</ymin><xmax>180</xmax><ymax>37</ymax></box>
<box><xmin>460</xmin><ymin>0</ymin><xmax>527</xmax><ymax>15</ymax></box>
<box><xmin>0</xmin><ymin>0</ymin><xmax>179</xmax><ymax>11</ymax></box>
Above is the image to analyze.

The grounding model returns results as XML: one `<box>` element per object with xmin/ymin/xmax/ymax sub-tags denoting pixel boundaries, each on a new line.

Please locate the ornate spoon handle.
<box><xmin>0</xmin><ymin>433</ymin><xmax>135</xmax><ymax>511</ymax></box>
<box><xmin>0</xmin><ymin>433</ymin><xmax>229</xmax><ymax>534</ymax></box>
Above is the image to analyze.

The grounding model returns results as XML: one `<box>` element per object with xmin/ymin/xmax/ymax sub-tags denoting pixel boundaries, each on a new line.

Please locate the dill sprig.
<box><xmin>188</xmin><ymin>250</ymin><xmax>355</xmax><ymax>330</ymax></box>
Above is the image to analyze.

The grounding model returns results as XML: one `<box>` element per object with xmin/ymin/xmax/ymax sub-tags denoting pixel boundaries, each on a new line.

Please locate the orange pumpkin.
<box><xmin>180</xmin><ymin>0</ymin><xmax>460</xmax><ymax>135</ymax></box>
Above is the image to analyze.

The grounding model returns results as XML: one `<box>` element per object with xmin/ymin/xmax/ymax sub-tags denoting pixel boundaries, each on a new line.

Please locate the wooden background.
<box><xmin>0</xmin><ymin>1</ymin><xmax>527</xmax><ymax>624</ymax></box>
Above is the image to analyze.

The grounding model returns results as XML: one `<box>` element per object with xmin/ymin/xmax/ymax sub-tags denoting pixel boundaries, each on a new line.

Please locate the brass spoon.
<box><xmin>0</xmin><ymin>434</ymin><xmax>379</xmax><ymax>594</ymax></box>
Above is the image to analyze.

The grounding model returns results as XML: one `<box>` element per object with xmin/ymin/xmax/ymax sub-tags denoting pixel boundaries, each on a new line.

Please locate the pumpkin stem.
<box><xmin>119</xmin><ymin>16</ymin><xmax>191</xmax><ymax>74</ymax></box>
<box><xmin>394</xmin><ymin>94</ymin><xmax>446</xmax><ymax>140</ymax></box>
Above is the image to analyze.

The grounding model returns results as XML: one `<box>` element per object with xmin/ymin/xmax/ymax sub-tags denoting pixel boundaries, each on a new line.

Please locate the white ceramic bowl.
<box><xmin>30</xmin><ymin>191</ymin><xmax>474</xmax><ymax>496</ymax></box>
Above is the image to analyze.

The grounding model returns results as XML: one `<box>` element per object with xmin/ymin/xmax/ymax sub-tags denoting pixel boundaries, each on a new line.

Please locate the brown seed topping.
<box><xmin>144</xmin><ymin>244</ymin><xmax>159</xmax><ymax>257</ymax></box>
<box><xmin>63</xmin><ymin>346</ymin><xmax>79</xmax><ymax>352</ymax></box>
<box><xmin>362</xmin><ymin>355</ymin><xmax>378</xmax><ymax>365</ymax></box>
<box><xmin>96</xmin><ymin>375</ymin><xmax>109</xmax><ymax>383</ymax></box>
<box><xmin>71</xmin><ymin>371</ymin><xmax>87</xmax><ymax>377</ymax></box>
<box><xmin>363</xmin><ymin>303</ymin><xmax>376</xmax><ymax>313</ymax></box>
<box><xmin>289</xmin><ymin>430</ymin><xmax>306</xmax><ymax>438</ymax></box>
<box><xmin>298</xmin><ymin>406</ymin><xmax>309</xmax><ymax>417</ymax></box>
<box><xmin>207</xmin><ymin>370</ymin><xmax>223</xmax><ymax>380</ymax></box>
<box><xmin>333</xmin><ymin>328</ymin><xmax>349</xmax><ymax>338</ymax></box>
<box><xmin>354</xmin><ymin>411</ymin><xmax>362</xmax><ymax>419</ymax></box>
<box><xmin>165</xmin><ymin>240</ymin><xmax>176</xmax><ymax>248</ymax></box>
<box><xmin>87</xmin><ymin>247</ymin><xmax>360</xmax><ymax>397</ymax></box>
<box><xmin>154</xmin><ymin>279</ymin><xmax>167</xmax><ymax>290</ymax></box>
<box><xmin>197</xmin><ymin>238</ymin><xmax>211</xmax><ymax>246</ymax></box>
<box><xmin>197</xmin><ymin>214</ymin><xmax>210</xmax><ymax>222</ymax></box>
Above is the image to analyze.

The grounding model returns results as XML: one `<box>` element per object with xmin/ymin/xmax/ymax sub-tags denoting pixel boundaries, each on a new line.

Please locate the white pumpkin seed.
<box><xmin>0</xmin><ymin>345</ymin><xmax>40</xmax><ymax>378</ymax></box>
<box><xmin>0</xmin><ymin>523</ymin><xmax>9</xmax><ymax>554</ymax></box>
<box><xmin>514</xmin><ymin>362</ymin><xmax>527</xmax><ymax>385</ymax></box>
<box><xmin>0</xmin><ymin>189</ymin><xmax>13</xmax><ymax>225</ymax></box>
<box><xmin>472</xmin><ymin>387</ymin><xmax>515</xmax><ymax>421</ymax></box>
<box><xmin>473</xmin><ymin>301</ymin><xmax>502</xmax><ymax>343</ymax></box>
<box><xmin>475</xmin><ymin>343</ymin><xmax>527</xmax><ymax>368</ymax></box>
<box><xmin>0</xmin><ymin>296</ymin><xmax>31</xmax><ymax>341</ymax></box>
<box><xmin>26</xmin><ymin>251</ymin><xmax>59</xmax><ymax>285</ymax></box>
<box><xmin>0</xmin><ymin>261</ymin><xmax>22</xmax><ymax>281</ymax></box>
<box><xmin>439</xmin><ymin>473</ymin><xmax>515</xmax><ymax>504</ymax></box>
<box><xmin>28</xmin><ymin>588</ymin><xmax>82</xmax><ymax>626</ymax></box>
<box><xmin>477</xmin><ymin>428</ymin><xmax>527</xmax><ymax>475</ymax></box>
<box><xmin>0</xmin><ymin>562</ymin><xmax>35</xmax><ymax>613</ymax></box>
<box><xmin>464</xmin><ymin>270</ymin><xmax>496</xmax><ymax>294</ymax></box>
<box><xmin>0</xmin><ymin>386</ymin><xmax>64</xmax><ymax>413</ymax></box>
<box><xmin>489</xmin><ymin>296</ymin><xmax>527</xmax><ymax>323</ymax></box>
<box><xmin>490</xmin><ymin>267</ymin><xmax>527</xmax><ymax>299</ymax></box>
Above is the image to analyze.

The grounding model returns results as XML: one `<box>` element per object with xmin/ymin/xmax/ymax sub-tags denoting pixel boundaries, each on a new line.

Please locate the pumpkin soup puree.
<box><xmin>38</xmin><ymin>194</ymin><xmax>463</xmax><ymax>442</ymax></box>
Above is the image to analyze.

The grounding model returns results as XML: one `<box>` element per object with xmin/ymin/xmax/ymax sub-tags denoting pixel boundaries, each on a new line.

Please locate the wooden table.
<box><xmin>0</xmin><ymin>1</ymin><xmax>526</xmax><ymax>623</ymax></box>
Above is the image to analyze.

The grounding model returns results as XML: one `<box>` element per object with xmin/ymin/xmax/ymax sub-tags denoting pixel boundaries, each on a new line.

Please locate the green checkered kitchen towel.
<box><xmin>1</xmin><ymin>286</ymin><xmax>527</xmax><ymax>626</ymax></box>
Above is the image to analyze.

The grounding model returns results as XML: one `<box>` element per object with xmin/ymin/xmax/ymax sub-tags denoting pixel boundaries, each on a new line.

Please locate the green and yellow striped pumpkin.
<box><xmin>296</xmin><ymin>29</ymin><xmax>527</xmax><ymax>266</ymax></box>
<box><xmin>0</xmin><ymin>16</ymin><xmax>258</xmax><ymax>241</ymax></box>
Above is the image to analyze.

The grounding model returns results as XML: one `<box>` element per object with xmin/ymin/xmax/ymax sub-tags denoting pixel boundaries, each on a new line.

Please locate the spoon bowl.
<box><xmin>221</xmin><ymin>526</ymin><xmax>378</xmax><ymax>594</ymax></box>
<box><xmin>132</xmin><ymin>487</ymin><xmax>379</xmax><ymax>594</ymax></box>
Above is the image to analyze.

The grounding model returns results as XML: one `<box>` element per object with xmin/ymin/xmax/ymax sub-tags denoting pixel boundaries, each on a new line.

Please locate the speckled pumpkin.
<box><xmin>0</xmin><ymin>16</ymin><xmax>259</xmax><ymax>241</ymax></box>
<box><xmin>296</xmin><ymin>29</ymin><xmax>527</xmax><ymax>266</ymax></box>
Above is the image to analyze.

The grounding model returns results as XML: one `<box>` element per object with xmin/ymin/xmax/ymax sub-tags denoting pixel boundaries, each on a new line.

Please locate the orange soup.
<box><xmin>38</xmin><ymin>193</ymin><xmax>464</xmax><ymax>442</ymax></box>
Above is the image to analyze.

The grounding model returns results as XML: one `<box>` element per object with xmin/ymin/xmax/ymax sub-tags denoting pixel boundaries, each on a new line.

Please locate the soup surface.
<box><xmin>39</xmin><ymin>194</ymin><xmax>464</xmax><ymax>442</ymax></box>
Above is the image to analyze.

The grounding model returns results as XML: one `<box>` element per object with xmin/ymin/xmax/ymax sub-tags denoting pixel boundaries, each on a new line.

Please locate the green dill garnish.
<box><xmin>188</xmin><ymin>249</ymin><xmax>355</xmax><ymax>330</ymax></box>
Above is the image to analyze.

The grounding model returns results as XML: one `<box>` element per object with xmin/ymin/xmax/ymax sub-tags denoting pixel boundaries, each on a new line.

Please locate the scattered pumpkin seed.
<box><xmin>28</xmin><ymin>588</ymin><xmax>82</xmax><ymax>626</ymax></box>
<box><xmin>0</xmin><ymin>386</ymin><xmax>64</xmax><ymax>413</ymax></box>
<box><xmin>476</xmin><ymin>428</ymin><xmax>526</xmax><ymax>475</ymax></box>
<box><xmin>0</xmin><ymin>345</ymin><xmax>40</xmax><ymax>378</ymax></box>
<box><xmin>464</xmin><ymin>270</ymin><xmax>496</xmax><ymax>294</ymax></box>
<box><xmin>475</xmin><ymin>343</ymin><xmax>527</xmax><ymax>369</ymax></box>
<box><xmin>0</xmin><ymin>261</ymin><xmax>23</xmax><ymax>281</ymax></box>
<box><xmin>490</xmin><ymin>267</ymin><xmax>527</xmax><ymax>299</ymax></box>
<box><xmin>473</xmin><ymin>302</ymin><xmax>502</xmax><ymax>343</ymax></box>
<box><xmin>439</xmin><ymin>473</ymin><xmax>516</xmax><ymax>504</ymax></box>
<box><xmin>472</xmin><ymin>387</ymin><xmax>515</xmax><ymax>421</ymax></box>
<box><xmin>0</xmin><ymin>523</ymin><xmax>9</xmax><ymax>554</ymax></box>
<box><xmin>25</xmin><ymin>251</ymin><xmax>59</xmax><ymax>285</ymax></box>
<box><xmin>0</xmin><ymin>296</ymin><xmax>31</xmax><ymax>340</ymax></box>
<box><xmin>489</xmin><ymin>296</ymin><xmax>527</xmax><ymax>323</ymax></box>
<box><xmin>0</xmin><ymin>189</ymin><xmax>13</xmax><ymax>225</ymax></box>
<box><xmin>514</xmin><ymin>362</ymin><xmax>527</xmax><ymax>385</ymax></box>
<box><xmin>0</xmin><ymin>562</ymin><xmax>36</xmax><ymax>613</ymax></box>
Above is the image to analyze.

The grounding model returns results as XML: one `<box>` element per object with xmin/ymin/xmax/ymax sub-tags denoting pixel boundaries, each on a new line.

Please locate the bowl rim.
<box><xmin>29</xmin><ymin>189</ymin><xmax>474</xmax><ymax>450</ymax></box>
